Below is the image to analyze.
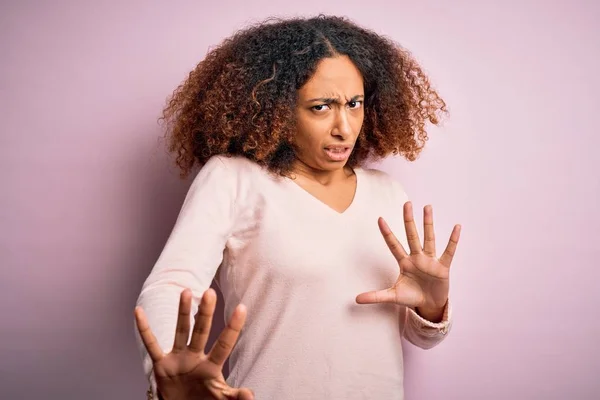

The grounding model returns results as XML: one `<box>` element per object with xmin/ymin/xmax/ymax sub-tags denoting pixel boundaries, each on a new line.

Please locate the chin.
<box><xmin>318</xmin><ymin>159</ymin><xmax>348</xmax><ymax>171</ymax></box>
<box><xmin>294</xmin><ymin>153</ymin><xmax>348</xmax><ymax>173</ymax></box>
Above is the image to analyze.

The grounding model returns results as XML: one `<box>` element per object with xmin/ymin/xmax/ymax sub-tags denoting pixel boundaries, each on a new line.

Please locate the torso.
<box><xmin>213</xmin><ymin>156</ymin><xmax>411</xmax><ymax>399</ymax></box>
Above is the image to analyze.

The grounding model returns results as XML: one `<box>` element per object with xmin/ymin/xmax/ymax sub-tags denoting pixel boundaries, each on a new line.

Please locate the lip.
<box><xmin>324</xmin><ymin>145</ymin><xmax>352</xmax><ymax>151</ymax></box>
<box><xmin>323</xmin><ymin>145</ymin><xmax>353</xmax><ymax>162</ymax></box>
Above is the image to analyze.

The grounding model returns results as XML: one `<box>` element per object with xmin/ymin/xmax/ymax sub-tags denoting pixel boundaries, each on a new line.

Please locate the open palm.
<box><xmin>135</xmin><ymin>289</ymin><xmax>254</xmax><ymax>400</ymax></box>
<box><xmin>356</xmin><ymin>201</ymin><xmax>461</xmax><ymax>316</ymax></box>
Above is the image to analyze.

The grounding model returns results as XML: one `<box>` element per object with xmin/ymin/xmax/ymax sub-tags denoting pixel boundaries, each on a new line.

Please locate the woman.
<box><xmin>134</xmin><ymin>15</ymin><xmax>461</xmax><ymax>400</ymax></box>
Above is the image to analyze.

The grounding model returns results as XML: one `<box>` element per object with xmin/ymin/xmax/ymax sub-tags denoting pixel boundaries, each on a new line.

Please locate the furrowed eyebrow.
<box><xmin>307</xmin><ymin>94</ymin><xmax>364</xmax><ymax>104</ymax></box>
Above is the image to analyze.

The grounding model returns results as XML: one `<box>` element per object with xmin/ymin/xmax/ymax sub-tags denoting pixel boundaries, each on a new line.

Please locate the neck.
<box><xmin>290</xmin><ymin>159</ymin><xmax>354</xmax><ymax>186</ymax></box>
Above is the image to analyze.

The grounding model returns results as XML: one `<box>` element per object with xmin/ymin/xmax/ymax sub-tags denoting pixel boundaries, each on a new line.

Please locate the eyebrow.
<box><xmin>306</xmin><ymin>94</ymin><xmax>365</xmax><ymax>104</ymax></box>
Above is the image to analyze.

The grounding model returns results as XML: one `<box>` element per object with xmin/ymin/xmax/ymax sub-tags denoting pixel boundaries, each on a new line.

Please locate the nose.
<box><xmin>331</xmin><ymin>108</ymin><xmax>352</xmax><ymax>140</ymax></box>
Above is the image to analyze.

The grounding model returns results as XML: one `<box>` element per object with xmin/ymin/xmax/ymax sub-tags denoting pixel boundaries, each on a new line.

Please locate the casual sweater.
<box><xmin>135</xmin><ymin>155</ymin><xmax>452</xmax><ymax>400</ymax></box>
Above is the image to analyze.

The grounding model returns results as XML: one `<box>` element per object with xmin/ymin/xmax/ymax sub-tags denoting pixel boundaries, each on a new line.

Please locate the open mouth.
<box><xmin>323</xmin><ymin>146</ymin><xmax>352</xmax><ymax>161</ymax></box>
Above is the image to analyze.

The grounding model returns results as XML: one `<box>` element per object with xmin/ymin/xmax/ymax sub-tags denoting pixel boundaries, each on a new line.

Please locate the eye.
<box><xmin>348</xmin><ymin>100</ymin><xmax>363</xmax><ymax>109</ymax></box>
<box><xmin>311</xmin><ymin>104</ymin><xmax>331</xmax><ymax>112</ymax></box>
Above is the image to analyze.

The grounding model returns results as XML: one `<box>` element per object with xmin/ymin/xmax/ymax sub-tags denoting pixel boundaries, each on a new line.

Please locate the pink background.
<box><xmin>2</xmin><ymin>0</ymin><xmax>598</xmax><ymax>398</ymax></box>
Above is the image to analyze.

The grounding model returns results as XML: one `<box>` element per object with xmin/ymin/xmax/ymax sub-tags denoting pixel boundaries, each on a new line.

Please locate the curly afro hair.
<box><xmin>160</xmin><ymin>14</ymin><xmax>447</xmax><ymax>178</ymax></box>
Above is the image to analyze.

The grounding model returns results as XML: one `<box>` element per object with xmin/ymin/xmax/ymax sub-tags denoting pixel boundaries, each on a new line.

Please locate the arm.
<box><xmin>135</xmin><ymin>156</ymin><xmax>240</xmax><ymax>398</ymax></box>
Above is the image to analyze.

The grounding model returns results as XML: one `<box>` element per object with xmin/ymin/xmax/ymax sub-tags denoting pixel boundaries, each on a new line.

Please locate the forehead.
<box><xmin>298</xmin><ymin>55</ymin><xmax>364</xmax><ymax>97</ymax></box>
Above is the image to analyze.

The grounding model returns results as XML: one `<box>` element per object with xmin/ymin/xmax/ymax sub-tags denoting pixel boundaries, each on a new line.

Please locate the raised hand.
<box><xmin>356</xmin><ymin>201</ymin><xmax>461</xmax><ymax>322</ymax></box>
<box><xmin>135</xmin><ymin>289</ymin><xmax>254</xmax><ymax>400</ymax></box>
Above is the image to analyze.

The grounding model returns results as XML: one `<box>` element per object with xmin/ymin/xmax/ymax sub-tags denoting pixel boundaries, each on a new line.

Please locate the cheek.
<box><xmin>296</xmin><ymin>120</ymin><xmax>328</xmax><ymax>148</ymax></box>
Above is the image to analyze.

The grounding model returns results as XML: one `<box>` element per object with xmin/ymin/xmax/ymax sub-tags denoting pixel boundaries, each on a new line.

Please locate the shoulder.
<box><xmin>190</xmin><ymin>155</ymin><xmax>272</xmax><ymax>207</ymax></box>
<box><xmin>193</xmin><ymin>155</ymin><xmax>266</xmax><ymax>184</ymax></box>
<box><xmin>358</xmin><ymin>166</ymin><xmax>408</xmax><ymax>201</ymax></box>
<box><xmin>184</xmin><ymin>155</ymin><xmax>261</xmax><ymax>198</ymax></box>
<box><xmin>201</xmin><ymin>154</ymin><xmax>261</xmax><ymax>174</ymax></box>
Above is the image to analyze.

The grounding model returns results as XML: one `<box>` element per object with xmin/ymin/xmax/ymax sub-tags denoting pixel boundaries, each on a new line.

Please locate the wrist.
<box><xmin>416</xmin><ymin>300</ymin><xmax>448</xmax><ymax>323</ymax></box>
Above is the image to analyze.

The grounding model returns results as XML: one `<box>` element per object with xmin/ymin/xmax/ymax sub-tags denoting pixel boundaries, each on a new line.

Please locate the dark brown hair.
<box><xmin>161</xmin><ymin>15</ymin><xmax>447</xmax><ymax>177</ymax></box>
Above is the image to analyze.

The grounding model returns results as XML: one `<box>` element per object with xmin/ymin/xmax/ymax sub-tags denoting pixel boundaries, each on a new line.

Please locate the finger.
<box><xmin>223</xmin><ymin>387</ymin><xmax>255</xmax><ymax>400</ymax></box>
<box><xmin>355</xmin><ymin>287</ymin><xmax>397</xmax><ymax>304</ymax></box>
<box><xmin>238</xmin><ymin>388</ymin><xmax>255</xmax><ymax>400</ymax></box>
<box><xmin>172</xmin><ymin>289</ymin><xmax>193</xmax><ymax>352</ymax></box>
<box><xmin>423</xmin><ymin>205</ymin><xmax>436</xmax><ymax>257</ymax></box>
<box><xmin>188</xmin><ymin>288</ymin><xmax>217</xmax><ymax>353</ymax></box>
<box><xmin>439</xmin><ymin>224</ymin><xmax>461</xmax><ymax>268</ymax></box>
<box><xmin>378</xmin><ymin>217</ymin><xmax>408</xmax><ymax>261</ymax></box>
<box><xmin>208</xmin><ymin>304</ymin><xmax>247</xmax><ymax>367</ymax></box>
<box><xmin>134</xmin><ymin>306</ymin><xmax>164</xmax><ymax>363</ymax></box>
<box><xmin>403</xmin><ymin>201</ymin><xmax>422</xmax><ymax>254</ymax></box>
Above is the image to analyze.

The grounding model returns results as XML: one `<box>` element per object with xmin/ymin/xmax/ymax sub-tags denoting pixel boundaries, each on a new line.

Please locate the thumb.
<box><xmin>355</xmin><ymin>287</ymin><xmax>397</xmax><ymax>304</ymax></box>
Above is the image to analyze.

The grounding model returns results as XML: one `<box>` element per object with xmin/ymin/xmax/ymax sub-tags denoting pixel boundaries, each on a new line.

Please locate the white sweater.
<box><xmin>135</xmin><ymin>155</ymin><xmax>452</xmax><ymax>399</ymax></box>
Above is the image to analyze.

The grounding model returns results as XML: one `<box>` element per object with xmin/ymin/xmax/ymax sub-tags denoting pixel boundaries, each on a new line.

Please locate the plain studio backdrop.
<box><xmin>1</xmin><ymin>0</ymin><xmax>598</xmax><ymax>398</ymax></box>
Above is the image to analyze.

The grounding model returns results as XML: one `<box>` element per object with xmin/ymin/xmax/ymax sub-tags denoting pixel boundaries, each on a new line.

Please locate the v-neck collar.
<box><xmin>282</xmin><ymin>168</ymin><xmax>362</xmax><ymax>216</ymax></box>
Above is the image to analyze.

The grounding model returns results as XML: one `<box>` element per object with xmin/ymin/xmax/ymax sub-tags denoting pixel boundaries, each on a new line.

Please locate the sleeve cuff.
<box><xmin>146</xmin><ymin>371</ymin><xmax>158</xmax><ymax>399</ymax></box>
<box><xmin>408</xmin><ymin>300</ymin><xmax>452</xmax><ymax>335</ymax></box>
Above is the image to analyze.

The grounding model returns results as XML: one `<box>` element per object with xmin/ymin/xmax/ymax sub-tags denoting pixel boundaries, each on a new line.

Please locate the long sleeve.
<box><xmin>134</xmin><ymin>156</ymin><xmax>240</xmax><ymax>398</ymax></box>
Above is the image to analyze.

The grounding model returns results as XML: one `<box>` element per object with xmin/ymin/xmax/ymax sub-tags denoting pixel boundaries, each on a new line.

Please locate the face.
<box><xmin>294</xmin><ymin>55</ymin><xmax>365</xmax><ymax>174</ymax></box>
